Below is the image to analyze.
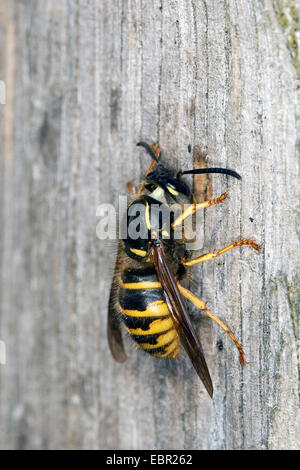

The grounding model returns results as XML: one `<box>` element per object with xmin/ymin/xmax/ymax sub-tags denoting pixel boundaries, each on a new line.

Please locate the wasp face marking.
<box><xmin>166</xmin><ymin>184</ymin><xmax>179</xmax><ymax>197</ymax></box>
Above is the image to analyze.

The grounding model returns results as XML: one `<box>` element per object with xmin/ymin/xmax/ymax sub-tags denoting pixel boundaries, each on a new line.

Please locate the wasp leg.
<box><xmin>178</xmin><ymin>283</ymin><xmax>246</xmax><ymax>365</ymax></box>
<box><xmin>182</xmin><ymin>240</ymin><xmax>261</xmax><ymax>266</ymax></box>
<box><xmin>138</xmin><ymin>142</ymin><xmax>161</xmax><ymax>194</ymax></box>
<box><xmin>127</xmin><ymin>182</ymin><xmax>137</xmax><ymax>195</ymax></box>
<box><xmin>172</xmin><ymin>193</ymin><xmax>227</xmax><ymax>228</ymax></box>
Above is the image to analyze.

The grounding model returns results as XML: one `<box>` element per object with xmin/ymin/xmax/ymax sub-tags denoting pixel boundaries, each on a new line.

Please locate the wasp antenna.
<box><xmin>178</xmin><ymin>167</ymin><xmax>241</xmax><ymax>180</ymax></box>
<box><xmin>137</xmin><ymin>142</ymin><xmax>159</xmax><ymax>163</ymax></box>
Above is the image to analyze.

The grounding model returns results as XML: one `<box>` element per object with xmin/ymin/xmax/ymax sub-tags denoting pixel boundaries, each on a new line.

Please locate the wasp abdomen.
<box><xmin>118</xmin><ymin>267</ymin><xmax>179</xmax><ymax>358</ymax></box>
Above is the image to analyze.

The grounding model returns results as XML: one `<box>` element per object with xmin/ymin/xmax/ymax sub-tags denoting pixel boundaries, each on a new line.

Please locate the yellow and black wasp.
<box><xmin>108</xmin><ymin>142</ymin><xmax>260</xmax><ymax>397</ymax></box>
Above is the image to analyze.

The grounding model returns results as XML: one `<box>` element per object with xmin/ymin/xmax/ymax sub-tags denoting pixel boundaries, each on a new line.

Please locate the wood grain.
<box><xmin>0</xmin><ymin>0</ymin><xmax>299</xmax><ymax>450</ymax></box>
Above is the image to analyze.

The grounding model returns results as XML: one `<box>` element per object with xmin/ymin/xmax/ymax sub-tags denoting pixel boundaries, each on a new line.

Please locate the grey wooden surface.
<box><xmin>0</xmin><ymin>0</ymin><xmax>299</xmax><ymax>450</ymax></box>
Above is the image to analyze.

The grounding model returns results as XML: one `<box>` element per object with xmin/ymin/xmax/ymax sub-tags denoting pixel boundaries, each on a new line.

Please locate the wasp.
<box><xmin>108</xmin><ymin>142</ymin><xmax>260</xmax><ymax>397</ymax></box>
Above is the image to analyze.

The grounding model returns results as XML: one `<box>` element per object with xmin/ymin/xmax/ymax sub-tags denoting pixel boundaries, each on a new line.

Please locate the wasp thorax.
<box><xmin>123</xmin><ymin>195</ymin><xmax>175</xmax><ymax>261</ymax></box>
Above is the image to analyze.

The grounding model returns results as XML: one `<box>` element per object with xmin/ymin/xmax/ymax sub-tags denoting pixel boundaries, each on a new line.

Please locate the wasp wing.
<box><xmin>107</xmin><ymin>245</ymin><xmax>127</xmax><ymax>363</ymax></box>
<box><xmin>151</xmin><ymin>241</ymin><xmax>213</xmax><ymax>397</ymax></box>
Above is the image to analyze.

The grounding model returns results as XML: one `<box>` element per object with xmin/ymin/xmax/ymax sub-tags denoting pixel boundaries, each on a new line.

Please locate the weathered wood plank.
<box><xmin>0</xmin><ymin>0</ymin><xmax>299</xmax><ymax>450</ymax></box>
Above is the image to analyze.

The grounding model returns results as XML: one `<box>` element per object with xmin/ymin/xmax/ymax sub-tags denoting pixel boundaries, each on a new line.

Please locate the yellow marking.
<box><xmin>129</xmin><ymin>248</ymin><xmax>147</xmax><ymax>257</ymax></box>
<box><xmin>162</xmin><ymin>230</ymin><xmax>169</xmax><ymax>237</ymax></box>
<box><xmin>141</xmin><ymin>329</ymin><xmax>177</xmax><ymax>349</ymax></box>
<box><xmin>145</xmin><ymin>201</ymin><xmax>151</xmax><ymax>230</ymax></box>
<box><xmin>120</xmin><ymin>279</ymin><xmax>162</xmax><ymax>290</ymax></box>
<box><xmin>167</xmin><ymin>185</ymin><xmax>179</xmax><ymax>196</ymax></box>
<box><xmin>119</xmin><ymin>300</ymin><xmax>169</xmax><ymax>317</ymax></box>
<box><xmin>126</xmin><ymin>317</ymin><xmax>174</xmax><ymax>335</ymax></box>
<box><xmin>154</xmin><ymin>338</ymin><xmax>179</xmax><ymax>358</ymax></box>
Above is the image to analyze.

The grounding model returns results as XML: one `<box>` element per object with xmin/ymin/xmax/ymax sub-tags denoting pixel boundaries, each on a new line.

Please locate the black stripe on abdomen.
<box><xmin>121</xmin><ymin>266</ymin><xmax>158</xmax><ymax>284</ymax></box>
<box><xmin>119</xmin><ymin>287</ymin><xmax>164</xmax><ymax>312</ymax></box>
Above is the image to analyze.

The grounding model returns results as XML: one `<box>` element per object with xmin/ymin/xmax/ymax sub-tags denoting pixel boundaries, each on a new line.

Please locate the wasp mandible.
<box><xmin>108</xmin><ymin>142</ymin><xmax>260</xmax><ymax>397</ymax></box>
